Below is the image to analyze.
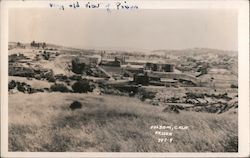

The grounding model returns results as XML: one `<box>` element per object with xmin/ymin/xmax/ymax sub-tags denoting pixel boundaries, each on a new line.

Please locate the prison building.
<box><xmin>122</xmin><ymin>64</ymin><xmax>144</xmax><ymax>77</ymax></box>
<box><xmin>149</xmin><ymin>78</ymin><xmax>179</xmax><ymax>87</ymax></box>
<box><xmin>145</xmin><ymin>62</ymin><xmax>174</xmax><ymax>72</ymax></box>
<box><xmin>133</xmin><ymin>73</ymin><xmax>149</xmax><ymax>86</ymax></box>
<box><xmin>101</xmin><ymin>56</ymin><xmax>126</xmax><ymax>67</ymax></box>
<box><xmin>78</xmin><ymin>55</ymin><xmax>101</xmax><ymax>66</ymax></box>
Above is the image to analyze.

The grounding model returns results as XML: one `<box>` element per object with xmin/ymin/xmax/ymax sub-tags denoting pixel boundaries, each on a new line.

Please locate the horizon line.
<box><xmin>8</xmin><ymin>41</ymin><xmax>238</xmax><ymax>52</ymax></box>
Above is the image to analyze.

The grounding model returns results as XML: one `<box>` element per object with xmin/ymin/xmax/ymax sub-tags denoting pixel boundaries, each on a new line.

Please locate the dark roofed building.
<box><xmin>145</xmin><ymin>62</ymin><xmax>174</xmax><ymax>72</ymax></box>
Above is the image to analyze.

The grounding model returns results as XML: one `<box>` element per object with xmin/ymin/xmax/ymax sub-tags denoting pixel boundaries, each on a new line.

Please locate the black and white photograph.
<box><xmin>1</xmin><ymin>0</ymin><xmax>249</xmax><ymax>157</ymax></box>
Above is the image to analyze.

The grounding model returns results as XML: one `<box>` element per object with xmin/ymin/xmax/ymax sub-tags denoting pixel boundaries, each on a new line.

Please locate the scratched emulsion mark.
<box><xmin>49</xmin><ymin>1</ymin><xmax>139</xmax><ymax>12</ymax></box>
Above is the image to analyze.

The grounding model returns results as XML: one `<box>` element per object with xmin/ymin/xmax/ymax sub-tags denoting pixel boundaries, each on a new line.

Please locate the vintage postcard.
<box><xmin>1</xmin><ymin>0</ymin><xmax>249</xmax><ymax>157</ymax></box>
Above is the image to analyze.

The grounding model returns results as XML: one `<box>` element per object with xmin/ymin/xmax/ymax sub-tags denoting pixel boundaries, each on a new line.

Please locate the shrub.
<box><xmin>9</xmin><ymin>80</ymin><xmax>16</xmax><ymax>90</ymax></box>
<box><xmin>43</xmin><ymin>88</ymin><xmax>50</xmax><ymax>92</ymax></box>
<box><xmin>69</xmin><ymin>75</ymin><xmax>82</xmax><ymax>81</ymax></box>
<box><xmin>162</xmin><ymin>105</ymin><xmax>183</xmax><ymax>114</ymax></box>
<box><xmin>138</xmin><ymin>89</ymin><xmax>156</xmax><ymax>101</ymax></box>
<box><xmin>230</xmin><ymin>84</ymin><xmax>238</xmax><ymax>88</ymax></box>
<box><xmin>54</xmin><ymin>74</ymin><xmax>68</xmax><ymax>81</ymax></box>
<box><xmin>117</xmin><ymin>86</ymin><xmax>138</xmax><ymax>95</ymax></box>
<box><xmin>34</xmin><ymin>75</ymin><xmax>41</xmax><ymax>80</ymax></box>
<box><xmin>8</xmin><ymin>81</ymin><xmax>37</xmax><ymax>93</ymax></box>
<box><xmin>100</xmin><ymin>85</ymin><xmax>127</xmax><ymax>96</ymax></box>
<box><xmin>47</xmin><ymin>76</ymin><xmax>56</xmax><ymax>82</ymax></box>
<box><xmin>110</xmin><ymin>143</ymin><xmax>121</xmax><ymax>152</ymax></box>
<box><xmin>43</xmin><ymin>51</ymin><xmax>50</xmax><ymax>60</ymax></box>
<box><xmin>36</xmin><ymin>89</ymin><xmax>45</xmax><ymax>92</ymax></box>
<box><xmin>123</xmin><ymin>72</ymin><xmax>130</xmax><ymax>77</ymax></box>
<box><xmin>50</xmin><ymin>83</ymin><xmax>69</xmax><ymax>92</ymax></box>
<box><xmin>185</xmin><ymin>92</ymin><xmax>205</xmax><ymax>99</ymax></box>
<box><xmin>69</xmin><ymin>101</ymin><xmax>82</xmax><ymax>110</ymax></box>
<box><xmin>223</xmin><ymin>135</ymin><xmax>238</xmax><ymax>152</ymax></box>
<box><xmin>72</xmin><ymin>79</ymin><xmax>95</xmax><ymax>93</ymax></box>
<box><xmin>16</xmin><ymin>83</ymin><xmax>26</xmax><ymax>93</ymax></box>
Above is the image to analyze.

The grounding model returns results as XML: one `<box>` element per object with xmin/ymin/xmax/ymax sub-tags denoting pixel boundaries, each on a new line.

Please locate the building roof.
<box><xmin>160</xmin><ymin>78</ymin><xmax>178</xmax><ymax>82</ymax></box>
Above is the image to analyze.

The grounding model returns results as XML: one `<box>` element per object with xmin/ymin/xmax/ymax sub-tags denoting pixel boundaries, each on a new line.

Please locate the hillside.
<box><xmin>151</xmin><ymin>48</ymin><xmax>237</xmax><ymax>56</ymax></box>
<box><xmin>8</xmin><ymin>41</ymin><xmax>238</xmax><ymax>152</ymax></box>
<box><xmin>9</xmin><ymin>92</ymin><xmax>238</xmax><ymax>152</ymax></box>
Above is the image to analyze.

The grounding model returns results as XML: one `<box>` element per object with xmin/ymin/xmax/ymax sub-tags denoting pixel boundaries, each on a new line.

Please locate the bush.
<box><xmin>9</xmin><ymin>80</ymin><xmax>16</xmax><ymax>90</ymax></box>
<box><xmin>100</xmin><ymin>86</ymin><xmax>127</xmax><ymax>96</ymax></box>
<box><xmin>50</xmin><ymin>83</ymin><xmax>69</xmax><ymax>92</ymax></box>
<box><xmin>43</xmin><ymin>51</ymin><xmax>50</xmax><ymax>60</ymax></box>
<box><xmin>47</xmin><ymin>76</ymin><xmax>56</xmax><ymax>82</ymax></box>
<box><xmin>230</xmin><ymin>84</ymin><xmax>238</xmax><ymax>88</ymax></box>
<box><xmin>8</xmin><ymin>80</ymin><xmax>37</xmax><ymax>93</ymax></box>
<box><xmin>162</xmin><ymin>105</ymin><xmax>181</xmax><ymax>114</ymax></box>
<box><xmin>223</xmin><ymin>135</ymin><xmax>238</xmax><ymax>152</ymax></box>
<box><xmin>185</xmin><ymin>92</ymin><xmax>205</xmax><ymax>99</ymax></box>
<box><xmin>69</xmin><ymin>101</ymin><xmax>82</xmax><ymax>110</ymax></box>
<box><xmin>72</xmin><ymin>79</ymin><xmax>95</xmax><ymax>93</ymax></box>
<box><xmin>69</xmin><ymin>75</ymin><xmax>82</xmax><ymax>81</ymax></box>
<box><xmin>138</xmin><ymin>89</ymin><xmax>156</xmax><ymax>101</ymax></box>
<box><xmin>16</xmin><ymin>83</ymin><xmax>26</xmax><ymax>93</ymax></box>
<box><xmin>54</xmin><ymin>74</ymin><xmax>68</xmax><ymax>81</ymax></box>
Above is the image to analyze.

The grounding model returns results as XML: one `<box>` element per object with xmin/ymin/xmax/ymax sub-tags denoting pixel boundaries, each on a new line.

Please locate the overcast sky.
<box><xmin>9</xmin><ymin>9</ymin><xmax>237</xmax><ymax>51</ymax></box>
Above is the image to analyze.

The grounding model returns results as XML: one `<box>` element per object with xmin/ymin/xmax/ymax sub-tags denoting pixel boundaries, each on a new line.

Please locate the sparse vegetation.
<box><xmin>231</xmin><ymin>84</ymin><xmax>238</xmax><ymax>88</ymax></box>
<box><xmin>8</xmin><ymin>80</ymin><xmax>17</xmax><ymax>90</ymax></box>
<box><xmin>138</xmin><ymin>88</ymin><xmax>157</xmax><ymax>101</ymax></box>
<box><xmin>8</xmin><ymin>42</ymin><xmax>238</xmax><ymax>152</ymax></box>
<box><xmin>50</xmin><ymin>83</ymin><xmax>70</xmax><ymax>92</ymax></box>
<box><xmin>163</xmin><ymin>105</ymin><xmax>184</xmax><ymax>114</ymax></box>
<box><xmin>47</xmin><ymin>75</ymin><xmax>56</xmax><ymax>82</ymax></box>
<box><xmin>42</xmin><ymin>51</ymin><xmax>50</xmax><ymax>60</ymax></box>
<box><xmin>30</xmin><ymin>41</ymin><xmax>46</xmax><ymax>49</ymax></box>
<box><xmin>72</xmin><ymin>79</ymin><xmax>95</xmax><ymax>93</ymax></box>
<box><xmin>70</xmin><ymin>101</ymin><xmax>82</xmax><ymax>110</ymax></box>
<box><xmin>9</xmin><ymin>93</ymin><xmax>238</xmax><ymax>152</ymax></box>
<box><xmin>9</xmin><ymin>80</ymin><xmax>36</xmax><ymax>94</ymax></box>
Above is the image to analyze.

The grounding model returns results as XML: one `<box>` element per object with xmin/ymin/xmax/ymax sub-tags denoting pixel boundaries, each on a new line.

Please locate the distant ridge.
<box><xmin>151</xmin><ymin>48</ymin><xmax>237</xmax><ymax>56</ymax></box>
<box><xmin>9</xmin><ymin>41</ymin><xmax>237</xmax><ymax>56</ymax></box>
